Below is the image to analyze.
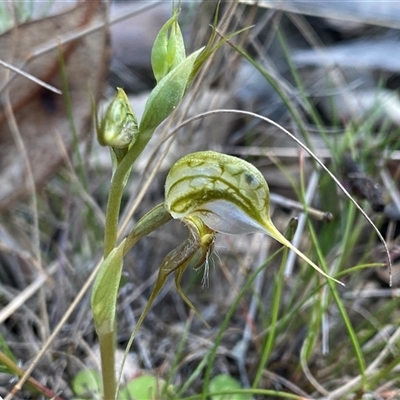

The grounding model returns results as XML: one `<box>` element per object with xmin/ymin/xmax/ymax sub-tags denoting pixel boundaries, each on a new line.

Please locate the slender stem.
<box><xmin>99</xmin><ymin>331</ymin><xmax>116</xmax><ymax>400</ymax></box>
<box><xmin>100</xmin><ymin>130</ymin><xmax>155</xmax><ymax>400</ymax></box>
<box><xmin>103</xmin><ymin>130</ymin><xmax>153</xmax><ymax>257</ymax></box>
<box><xmin>101</xmin><ymin>204</ymin><xmax>172</xmax><ymax>398</ymax></box>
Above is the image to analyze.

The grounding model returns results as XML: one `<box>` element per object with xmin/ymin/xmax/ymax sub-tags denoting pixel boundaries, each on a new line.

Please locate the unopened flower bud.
<box><xmin>151</xmin><ymin>10</ymin><xmax>186</xmax><ymax>83</ymax></box>
<box><xmin>97</xmin><ymin>88</ymin><xmax>138</xmax><ymax>148</ymax></box>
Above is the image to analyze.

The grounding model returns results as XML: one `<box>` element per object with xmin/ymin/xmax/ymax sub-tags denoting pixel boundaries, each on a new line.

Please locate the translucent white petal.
<box><xmin>188</xmin><ymin>200</ymin><xmax>267</xmax><ymax>235</ymax></box>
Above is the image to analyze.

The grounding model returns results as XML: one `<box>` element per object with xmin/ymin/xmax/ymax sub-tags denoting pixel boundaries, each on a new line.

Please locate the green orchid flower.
<box><xmin>165</xmin><ymin>150</ymin><xmax>340</xmax><ymax>284</ymax></box>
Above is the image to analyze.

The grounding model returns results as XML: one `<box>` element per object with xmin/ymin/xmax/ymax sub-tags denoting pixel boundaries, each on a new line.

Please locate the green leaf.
<box><xmin>120</xmin><ymin>374</ymin><xmax>166</xmax><ymax>400</ymax></box>
<box><xmin>91</xmin><ymin>241</ymin><xmax>125</xmax><ymax>336</ymax></box>
<box><xmin>209</xmin><ymin>374</ymin><xmax>251</xmax><ymax>400</ymax></box>
<box><xmin>72</xmin><ymin>369</ymin><xmax>102</xmax><ymax>400</ymax></box>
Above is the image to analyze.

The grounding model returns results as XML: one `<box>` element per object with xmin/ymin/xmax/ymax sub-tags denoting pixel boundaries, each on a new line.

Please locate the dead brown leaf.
<box><xmin>0</xmin><ymin>0</ymin><xmax>109</xmax><ymax>212</ymax></box>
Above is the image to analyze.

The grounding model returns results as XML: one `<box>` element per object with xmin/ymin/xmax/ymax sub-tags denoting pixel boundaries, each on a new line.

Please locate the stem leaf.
<box><xmin>139</xmin><ymin>47</ymin><xmax>203</xmax><ymax>134</ymax></box>
<box><xmin>91</xmin><ymin>241</ymin><xmax>125</xmax><ymax>336</ymax></box>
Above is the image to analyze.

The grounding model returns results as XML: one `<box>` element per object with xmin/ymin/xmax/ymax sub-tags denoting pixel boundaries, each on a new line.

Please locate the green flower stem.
<box><xmin>92</xmin><ymin>241</ymin><xmax>126</xmax><ymax>400</ymax></box>
<box><xmin>96</xmin><ymin>203</ymin><xmax>170</xmax><ymax>399</ymax></box>
<box><xmin>103</xmin><ymin>128</ymin><xmax>154</xmax><ymax>257</ymax></box>
<box><xmin>99</xmin><ymin>331</ymin><xmax>116</xmax><ymax>400</ymax></box>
